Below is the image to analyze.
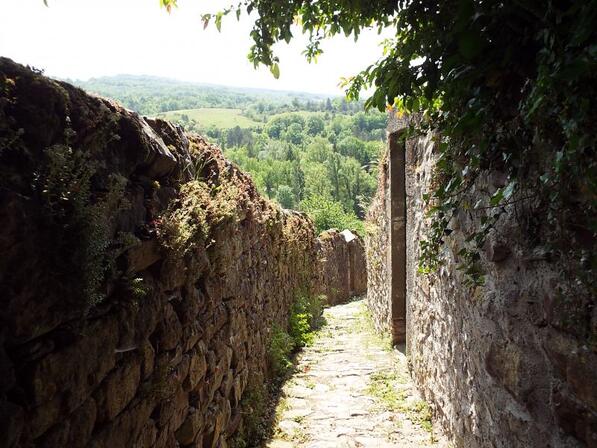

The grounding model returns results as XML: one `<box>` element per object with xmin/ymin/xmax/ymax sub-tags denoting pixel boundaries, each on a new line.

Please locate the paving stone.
<box><xmin>267</xmin><ymin>299</ymin><xmax>448</xmax><ymax>448</ymax></box>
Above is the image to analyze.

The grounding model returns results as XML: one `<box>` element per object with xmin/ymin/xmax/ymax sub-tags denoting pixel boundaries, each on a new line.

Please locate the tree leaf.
<box><xmin>270</xmin><ymin>63</ymin><xmax>280</xmax><ymax>79</ymax></box>
<box><xmin>215</xmin><ymin>12</ymin><xmax>223</xmax><ymax>32</ymax></box>
<box><xmin>202</xmin><ymin>14</ymin><xmax>211</xmax><ymax>30</ymax></box>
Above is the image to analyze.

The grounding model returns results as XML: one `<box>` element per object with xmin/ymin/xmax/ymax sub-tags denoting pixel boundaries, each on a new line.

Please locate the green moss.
<box><xmin>267</xmin><ymin>294</ymin><xmax>325</xmax><ymax>378</ymax></box>
<box><xmin>127</xmin><ymin>277</ymin><xmax>150</xmax><ymax>299</ymax></box>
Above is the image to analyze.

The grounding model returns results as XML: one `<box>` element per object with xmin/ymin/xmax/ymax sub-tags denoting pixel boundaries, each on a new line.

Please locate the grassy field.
<box><xmin>158</xmin><ymin>108</ymin><xmax>260</xmax><ymax>129</ymax></box>
<box><xmin>267</xmin><ymin>110</ymin><xmax>328</xmax><ymax>119</ymax></box>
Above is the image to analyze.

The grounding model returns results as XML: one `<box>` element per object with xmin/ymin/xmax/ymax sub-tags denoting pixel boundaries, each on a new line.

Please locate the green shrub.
<box><xmin>267</xmin><ymin>325</ymin><xmax>294</xmax><ymax>378</ymax></box>
<box><xmin>289</xmin><ymin>294</ymin><xmax>325</xmax><ymax>348</ymax></box>
<box><xmin>288</xmin><ymin>305</ymin><xmax>312</xmax><ymax>348</ymax></box>
<box><xmin>267</xmin><ymin>294</ymin><xmax>325</xmax><ymax>377</ymax></box>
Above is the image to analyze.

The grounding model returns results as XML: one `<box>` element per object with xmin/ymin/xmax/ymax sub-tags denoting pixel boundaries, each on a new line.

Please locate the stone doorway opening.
<box><xmin>387</xmin><ymin>129</ymin><xmax>407</xmax><ymax>348</ymax></box>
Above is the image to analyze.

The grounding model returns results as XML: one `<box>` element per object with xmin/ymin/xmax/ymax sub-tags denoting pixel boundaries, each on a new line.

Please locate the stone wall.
<box><xmin>346</xmin><ymin>230</ymin><xmax>367</xmax><ymax>297</ymax></box>
<box><xmin>316</xmin><ymin>229</ymin><xmax>367</xmax><ymax>305</ymax></box>
<box><xmin>366</xmin><ymin>113</ymin><xmax>597</xmax><ymax>447</ymax></box>
<box><xmin>365</xmin><ymin>152</ymin><xmax>392</xmax><ymax>335</ymax></box>
<box><xmin>0</xmin><ymin>58</ymin><xmax>352</xmax><ymax>448</ymax></box>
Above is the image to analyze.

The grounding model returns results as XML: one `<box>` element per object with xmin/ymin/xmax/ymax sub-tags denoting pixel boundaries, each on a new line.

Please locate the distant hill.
<box><xmin>72</xmin><ymin>74</ymin><xmax>340</xmax><ymax>116</ymax></box>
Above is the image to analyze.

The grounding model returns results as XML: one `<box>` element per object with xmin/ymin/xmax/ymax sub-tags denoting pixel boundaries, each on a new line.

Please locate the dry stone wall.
<box><xmin>316</xmin><ymin>229</ymin><xmax>367</xmax><ymax>305</ymax></box>
<box><xmin>366</xmin><ymin>113</ymin><xmax>597</xmax><ymax>447</ymax></box>
<box><xmin>0</xmin><ymin>58</ymin><xmax>361</xmax><ymax>448</ymax></box>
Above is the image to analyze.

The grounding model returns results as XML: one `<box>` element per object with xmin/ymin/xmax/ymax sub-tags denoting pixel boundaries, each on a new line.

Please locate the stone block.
<box><xmin>28</xmin><ymin>316</ymin><xmax>118</xmax><ymax>409</ymax></box>
<box><xmin>483</xmin><ymin>237</ymin><xmax>511</xmax><ymax>263</ymax></box>
<box><xmin>38</xmin><ymin>398</ymin><xmax>97</xmax><ymax>448</ymax></box>
<box><xmin>553</xmin><ymin>387</ymin><xmax>597</xmax><ymax>446</ymax></box>
<box><xmin>28</xmin><ymin>395</ymin><xmax>62</xmax><ymax>439</ymax></box>
<box><xmin>186</xmin><ymin>349</ymin><xmax>207</xmax><ymax>391</ymax></box>
<box><xmin>566</xmin><ymin>348</ymin><xmax>597</xmax><ymax>411</ymax></box>
<box><xmin>141</xmin><ymin>342</ymin><xmax>156</xmax><ymax>381</ymax></box>
<box><xmin>103</xmin><ymin>356</ymin><xmax>142</xmax><ymax>421</ymax></box>
<box><xmin>88</xmin><ymin>396</ymin><xmax>154</xmax><ymax>448</ymax></box>
<box><xmin>485</xmin><ymin>343</ymin><xmax>521</xmax><ymax>397</ymax></box>
<box><xmin>175</xmin><ymin>408</ymin><xmax>204</xmax><ymax>446</ymax></box>
<box><xmin>0</xmin><ymin>401</ymin><xmax>24</xmax><ymax>448</ymax></box>
<box><xmin>156</xmin><ymin>387</ymin><xmax>188</xmax><ymax>430</ymax></box>
<box><xmin>153</xmin><ymin>303</ymin><xmax>182</xmax><ymax>351</ymax></box>
<box><xmin>127</xmin><ymin>239</ymin><xmax>162</xmax><ymax>273</ymax></box>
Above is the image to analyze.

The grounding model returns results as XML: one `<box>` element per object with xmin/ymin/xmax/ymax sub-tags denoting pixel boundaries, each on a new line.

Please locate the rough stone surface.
<box><xmin>268</xmin><ymin>299</ymin><xmax>447</xmax><ymax>448</ymax></box>
<box><xmin>0</xmin><ymin>58</ymin><xmax>360</xmax><ymax>448</ymax></box>
<box><xmin>365</xmin><ymin>150</ymin><xmax>392</xmax><ymax>335</ymax></box>
<box><xmin>316</xmin><ymin>229</ymin><xmax>367</xmax><ymax>305</ymax></box>
<box><xmin>366</xmin><ymin>112</ymin><xmax>597</xmax><ymax>448</ymax></box>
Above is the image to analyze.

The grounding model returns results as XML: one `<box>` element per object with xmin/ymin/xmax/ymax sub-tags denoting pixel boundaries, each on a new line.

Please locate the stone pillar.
<box><xmin>388</xmin><ymin>131</ymin><xmax>406</xmax><ymax>345</ymax></box>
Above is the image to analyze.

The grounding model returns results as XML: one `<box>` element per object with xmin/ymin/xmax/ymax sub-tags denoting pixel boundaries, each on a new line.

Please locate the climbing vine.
<box><xmin>158</xmin><ymin>0</ymin><xmax>596</xmax><ymax>288</ymax></box>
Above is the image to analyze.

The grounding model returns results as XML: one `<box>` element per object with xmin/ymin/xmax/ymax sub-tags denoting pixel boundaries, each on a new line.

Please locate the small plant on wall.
<box><xmin>34</xmin><ymin>140</ymin><xmax>129</xmax><ymax>308</ymax></box>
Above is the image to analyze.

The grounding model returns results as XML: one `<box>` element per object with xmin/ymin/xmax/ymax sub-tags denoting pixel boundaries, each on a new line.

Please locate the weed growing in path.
<box><xmin>367</xmin><ymin>369</ymin><xmax>435</xmax><ymax>438</ymax></box>
<box><xmin>353</xmin><ymin>301</ymin><xmax>393</xmax><ymax>352</ymax></box>
<box><xmin>367</xmin><ymin>370</ymin><xmax>408</xmax><ymax>411</ymax></box>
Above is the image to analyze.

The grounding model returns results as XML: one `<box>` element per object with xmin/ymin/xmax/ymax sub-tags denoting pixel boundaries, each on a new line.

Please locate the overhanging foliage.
<box><xmin>161</xmin><ymin>0</ymin><xmax>595</xmax><ymax>287</ymax></box>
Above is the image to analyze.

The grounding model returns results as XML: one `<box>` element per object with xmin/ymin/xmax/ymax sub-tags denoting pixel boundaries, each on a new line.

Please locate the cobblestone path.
<box><xmin>267</xmin><ymin>299</ymin><xmax>447</xmax><ymax>448</ymax></box>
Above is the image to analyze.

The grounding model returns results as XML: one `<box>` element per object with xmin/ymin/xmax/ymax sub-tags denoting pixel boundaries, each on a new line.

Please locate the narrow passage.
<box><xmin>268</xmin><ymin>299</ymin><xmax>447</xmax><ymax>448</ymax></box>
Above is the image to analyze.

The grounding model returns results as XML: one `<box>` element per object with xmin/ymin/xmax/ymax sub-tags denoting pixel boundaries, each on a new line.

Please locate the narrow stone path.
<box><xmin>267</xmin><ymin>299</ymin><xmax>447</xmax><ymax>448</ymax></box>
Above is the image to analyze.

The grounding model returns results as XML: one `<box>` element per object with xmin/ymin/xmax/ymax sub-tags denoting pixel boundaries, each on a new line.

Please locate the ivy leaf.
<box><xmin>490</xmin><ymin>188</ymin><xmax>504</xmax><ymax>206</ymax></box>
<box><xmin>527</xmin><ymin>95</ymin><xmax>544</xmax><ymax>116</ymax></box>
<box><xmin>270</xmin><ymin>63</ymin><xmax>280</xmax><ymax>79</ymax></box>
<box><xmin>458</xmin><ymin>31</ymin><xmax>482</xmax><ymax>60</ymax></box>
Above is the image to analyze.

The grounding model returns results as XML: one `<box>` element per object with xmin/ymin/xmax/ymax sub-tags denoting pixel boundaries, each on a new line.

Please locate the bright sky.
<box><xmin>0</xmin><ymin>0</ymin><xmax>390</xmax><ymax>95</ymax></box>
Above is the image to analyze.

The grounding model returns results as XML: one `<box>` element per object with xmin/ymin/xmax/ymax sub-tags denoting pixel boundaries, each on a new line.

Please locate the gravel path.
<box><xmin>267</xmin><ymin>299</ymin><xmax>448</xmax><ymax>448</ymax></box>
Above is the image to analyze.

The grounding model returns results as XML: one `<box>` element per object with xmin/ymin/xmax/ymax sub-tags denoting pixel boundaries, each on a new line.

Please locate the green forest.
<box><xmin>77</xmin><ymin>76</ymin><xmax>387</xmax><ymax>235</ymax></box>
